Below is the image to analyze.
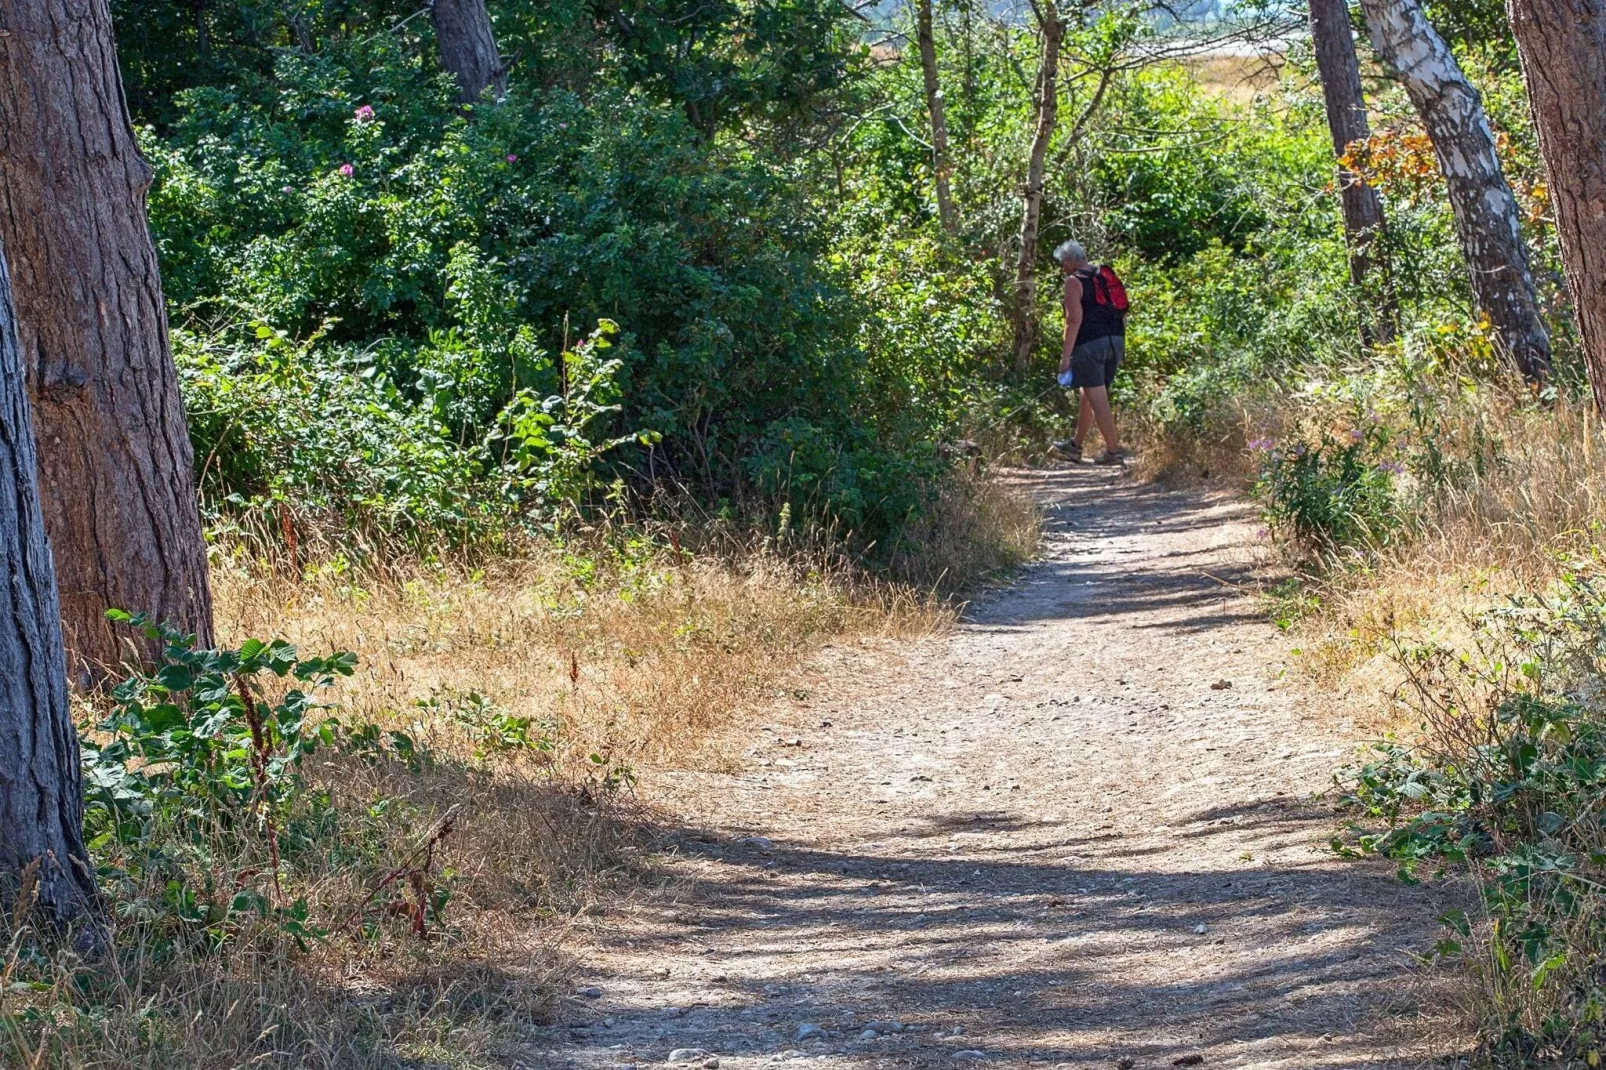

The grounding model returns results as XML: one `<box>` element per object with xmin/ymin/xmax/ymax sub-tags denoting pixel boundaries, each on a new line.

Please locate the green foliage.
<box><xmin>1336</xmin><ymin>578</ymin><xmax>1606</xmax><ymax>1063</ymax></box>
<box><xmin>83</xmin><ymin>612</ymin><xmax>357</xmax><ymax>953</ymax></box>
<box><xmin>1254</xmin><ymin>423</ymin><xmax>1401</xmax><ymax>556</ymax></box>
<box><xmin>413</xmin><ymin>689</ymin><xmax>554</xmax><ymax>764</ymax></box>
<box><xmin>137</xmin><ymin>23</ymin><xmax>935</xmax><ymax>551</ymax></box>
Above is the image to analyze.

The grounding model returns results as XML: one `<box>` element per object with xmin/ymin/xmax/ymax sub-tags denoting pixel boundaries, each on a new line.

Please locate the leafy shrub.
<box><xmin>1337</xmin><ymin>577</ymin><xmax>1606</xmax><ymax>1064</ymax></box>
<box><xmin>141</xmin><ymin>37</ymin><xmax>936</xmax><ymax>552</ymax></box>
<box><xmin>180</xmin><ymin>318</ymin><xmax>645</xmax><ymax>556</ymax></box>
<box><xmin>1255</xmin><ymin>424</ymin><xmax>1401</xmax><ymax>556</ymax></box>
<box><xmin>83</xmin><ymin>612</ymin><xmax>357</xmax><ymax>953</ymax></box>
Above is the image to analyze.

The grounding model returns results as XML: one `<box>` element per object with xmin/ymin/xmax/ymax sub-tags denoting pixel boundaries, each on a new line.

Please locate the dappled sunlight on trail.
<box><xmin>528</xmin><ymin>467</ymin><xmax>1453</xmax><ymax>1070</ymax></box>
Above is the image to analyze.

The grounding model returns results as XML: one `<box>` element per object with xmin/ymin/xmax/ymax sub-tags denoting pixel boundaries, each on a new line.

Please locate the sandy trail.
<box><xmin>537</xmin><ymin>467</ymin><xmax>1447</xmax><ymax>1070</ymax></box>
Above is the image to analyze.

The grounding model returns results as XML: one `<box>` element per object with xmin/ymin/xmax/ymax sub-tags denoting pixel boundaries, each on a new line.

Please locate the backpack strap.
<box><xmin>1077</xmin><ymin>265</ymin><xmax>1108</xmax><ymax>305</ymax></box>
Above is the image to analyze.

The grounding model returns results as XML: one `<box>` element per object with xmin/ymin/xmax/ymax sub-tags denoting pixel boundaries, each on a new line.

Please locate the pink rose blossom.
<box><xmin>338</xmin><ymin>163</ymin><xmax>354</xmax><ymax>177</ymax></box>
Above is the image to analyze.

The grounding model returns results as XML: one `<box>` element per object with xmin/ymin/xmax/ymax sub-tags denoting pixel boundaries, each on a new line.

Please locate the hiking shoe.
<box><xmin>1094</xmin><ymin>448</ymin><xmax>1128</xmax><ymax>465</ymax></box>
<box><xmin>1050</xmin><ymin>439</ymin><xmax>1083</xmax><ymax>462</ymax></box>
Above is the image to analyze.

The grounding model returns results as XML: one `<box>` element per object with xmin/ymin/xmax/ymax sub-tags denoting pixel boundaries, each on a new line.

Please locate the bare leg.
<box><xmin>1083</xmin><ymin>385</ymin><xmax>1119</xmax><ymax>452</ymax></box>
<box><xmin>1074</xmin><ymin>390</ymin><xmax>1095</xmax><ymax>448</ymax></box>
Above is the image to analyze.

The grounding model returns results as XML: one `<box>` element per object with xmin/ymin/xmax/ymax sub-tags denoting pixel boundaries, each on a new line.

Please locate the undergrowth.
<box><xmin>0</xmin><ymin>469</ymin><xmax>1037</xmax><ymax>1069</ymax></box>
<box><xmin>4</xmin><ymin>615</ymin><xmax>643</xmax><ymax>1069</ymax></box>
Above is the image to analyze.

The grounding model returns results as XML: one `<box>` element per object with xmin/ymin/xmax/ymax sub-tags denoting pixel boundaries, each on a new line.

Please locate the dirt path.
<box><xmin>538</xmin><ymin>467</ymin><xmax>1449</xmax><ymax>1070</ymax></box>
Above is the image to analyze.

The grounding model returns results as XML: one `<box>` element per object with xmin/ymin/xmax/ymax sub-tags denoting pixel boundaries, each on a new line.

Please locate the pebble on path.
<box><xmin>666</xmin><ymin>1049</ymin><xmax>710</xmax><ymax>1064</ymax></box>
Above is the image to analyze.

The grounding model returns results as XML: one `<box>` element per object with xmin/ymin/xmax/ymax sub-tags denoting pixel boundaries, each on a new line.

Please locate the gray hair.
<box><xmin>1052</xmin><ymin>240</ymin><xmax>1088</xmax><ymax>266</ymax></box>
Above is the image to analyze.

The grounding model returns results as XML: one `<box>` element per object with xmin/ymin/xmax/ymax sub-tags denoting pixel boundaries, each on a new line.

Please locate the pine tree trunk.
<box><xmin>1360</xmin><ymin>0</ymin><xmax>1551</xmax><ymax>379</ymax></box>
<box><xmin>917</xmin><ymin>0</ymin><xmax>958</xmax><ymax>233</ymax></box>
<box><xmin>0</xmin><ymin>0</ymin><xmax>215</xmax><ymax>681</ymax></box>
<box><xmin>1308</xmin><ymin>0</ymin><xmax>1396</xmax><ymax>342</ymax></box>
<box><xmin>1508</xmin><ymin>0</ymin><xmax>1606</xmax><ymax>409</ymax></box>
<box><xmin>0</xmin><ymin>239</ymin><xmax>102</xmax><ymax>937</ymax></box>
<box><xmin>433</xmin><ymin>0</ymin><xmax>507</xmax><ymax>104</ymax></box>
<box><xmin>1011</xmin><ymin>5</ymin><xmax>1064</xmax><ymax>374</ymax></box>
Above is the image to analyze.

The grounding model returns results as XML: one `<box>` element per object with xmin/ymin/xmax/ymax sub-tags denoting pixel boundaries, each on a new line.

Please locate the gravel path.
<box><xmin>537</xmin><ymin>467</ymin><xmax>1449</xmax><ymax>1070</ymax></box>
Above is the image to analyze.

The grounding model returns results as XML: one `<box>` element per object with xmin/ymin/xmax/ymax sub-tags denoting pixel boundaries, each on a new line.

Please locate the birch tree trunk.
<box><xmin>0</xmin><ymin>0</ymin><xmax>215</xmax><ymax>681</ymax></box>
<box><xmin>433</xmin><ymin>0</ymin><xmax>507</xmax><ymax>104</ymax></box>
<box><xmin>1360</xmin><ymin>0</ymin><xmax>1551</xmax><ymax>379</ymax></box>
<box><xmin>1508</xmin><ymin>0</ymin><xmax>1606</xmax><ymax>408</ymax></box>
<box><xmin>1011</xmin><ymin>3</ymin><xmax>1064</xmax><ymax>374</ymax></box>
<box><xmin>917</xmin><ymin>0</ymin><xmax>958</xmax><ymax>233</ymax></box>
<box><xmin>1308</xmin><ymin>0</ymin><xmax>1395</xmax><ymax>342</ymax></box>
<box><xmin>0</xmin><ymin>240</ymin><xmax>101</xmax><ymax>937</ymax></box>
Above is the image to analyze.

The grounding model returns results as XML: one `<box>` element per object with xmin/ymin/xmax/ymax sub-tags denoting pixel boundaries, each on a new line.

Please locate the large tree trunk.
<box><xmin>1011</xmin><ymin>3</ymin><xmax>1064</xmax><ymax>374</ymax></box>
<box><xmin>1308</xmin><ymin>0</ymin><xmax>1396</xmax><ymax>343</ymax></box>
<box><xmin>0</xmin><ymin>0</ymin><xmax>215</xmax><ymax>681</ymax></box>
<box><xmin>1508</xmin><ymin>0</ymin><xmax>1606</xmax><ymax>409</ymax></box>
<box><xmin>916</xmin><ymin>0</ymin><xmax>958</xmax><ymax>233</ymax></box>
<box><xmin>433</xmin><ymin>0</ymin><xmax>507</xmax><ymax>104</ymax></box>
<box><xmin>0</xmin><ymin>240</ymin><xmax>101</xmax><ymax>937</ymax></box>
<box><xmin>1360</xmin><ymin>0</ymin><xmax>1551</xmax><ymax>379</ymax></box>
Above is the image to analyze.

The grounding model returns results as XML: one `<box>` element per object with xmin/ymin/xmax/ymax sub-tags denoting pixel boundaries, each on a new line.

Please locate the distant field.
<box><xmin>1181</xmin><ymin>49</ymin><xmax>1288</xmax><ymax>103</ymax></box>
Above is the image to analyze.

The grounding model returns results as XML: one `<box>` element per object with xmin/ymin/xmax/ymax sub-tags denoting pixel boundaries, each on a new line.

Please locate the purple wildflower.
<box><xmin>1248</xmin><ymin>437</ymin><xmax>1274</xmax><ymax>452</ymax></box>
<box><xmin>338</xmin><ymin>163</ymin><xmax>354</xmax><ymax>177</ymax></box>
<box><xmin>354</xmin><ymin>105</ymin><xmax>375</xmax><ymax>124</ymax></box>
<box><xmin>506</xmin><ymin>153</ymin><xmax>519</xmax><ymax>163</ymax></box>
<box><xmin>1349</xmin><ymin>427</ymin><xmax>1364</xmax><ymax>443</ymax></box>
<box><xmin>558</xmin><ymin>122</ymin><xmax>569</xmax><ymax>130</ymax></box>
<box><xmin>1377</xmin><ymin>460</ymin><xmax>1405</xmax><ymax>476</ymax></box>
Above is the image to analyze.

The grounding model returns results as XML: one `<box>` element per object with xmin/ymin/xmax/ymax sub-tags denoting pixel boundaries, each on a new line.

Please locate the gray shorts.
<box><xmin>1070</xmin><ymin>334</ymin><xmax>1124</xmax><ymax>389</ymax></box>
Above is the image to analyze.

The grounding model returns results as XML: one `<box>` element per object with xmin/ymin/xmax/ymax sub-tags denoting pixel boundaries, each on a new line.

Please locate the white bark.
<box><xmin>1360</xmin><ymin>0</ymin><xmax>1551</xmax><ymax>378</ymax></box>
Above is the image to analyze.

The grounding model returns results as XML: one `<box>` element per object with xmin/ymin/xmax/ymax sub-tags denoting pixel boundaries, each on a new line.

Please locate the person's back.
<box><xmin>1052</xmin><ymin>243</ymin><xmax>1128</xmax><ymax>464</ymax></box>
<box><xmin>1072</xmin><ymin>265</ymin><xmax>1125</xmax><ymax>348</ymax></box>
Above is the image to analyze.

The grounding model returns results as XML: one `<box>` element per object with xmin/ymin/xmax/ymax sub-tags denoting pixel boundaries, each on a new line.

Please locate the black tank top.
<box><xmin>1073</xmin><ymin>267</ymin><xmax>1124</xmax><ymax>348</ymax></box>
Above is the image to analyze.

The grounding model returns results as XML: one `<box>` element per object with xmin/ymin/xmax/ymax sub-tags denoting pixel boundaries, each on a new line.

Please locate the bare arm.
<box><xmin>1059</xmin><ymin>275</ymin><xmax>1083</xmax><ymax>373</ymax></box>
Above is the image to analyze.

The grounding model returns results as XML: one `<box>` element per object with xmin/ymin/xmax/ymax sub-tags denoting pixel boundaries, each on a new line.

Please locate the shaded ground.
<box><xmin>530</xmin><ymin>467</ymin><xmax>1452</xmax><ymax>1070</ymax></box>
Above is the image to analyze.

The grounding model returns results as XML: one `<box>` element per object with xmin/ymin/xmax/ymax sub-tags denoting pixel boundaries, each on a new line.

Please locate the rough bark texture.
<box><xmin>916</xmin><ymin>0</ymin><xmax>958</xmax><ymax>233</ymax></box>
<box><xmin>433</xmin><ymin>0</ymin><xmax>506</xmax><ymax>104</ymax></box>
<box><xmin>0</xmin><ymin>0</ymin><xmax>215</xmax><ymax>680</ymax></box>
<box><xmin>0</xmin><ymin>241</ymin><xmax>101</xmax><ymax>933</ymax></box>
<box><xmin>1508</xmin><ymin>0</ymin><xmax>1606</xmax><ymax>409</ymax></box>
<box><xmin>1011</xmin><ymin>4</ymin><xmax>1064</xmax><ymax>373</ymax></box>
<box><xmin>1361</xmin><ymin>0</ymin><xmax>1551</xmax><ymax>379</ymax></box>
<box><xmin>1308</xmin><ymin>0</ymin><xmax>1395</xmax><ymax>342</ymax></box>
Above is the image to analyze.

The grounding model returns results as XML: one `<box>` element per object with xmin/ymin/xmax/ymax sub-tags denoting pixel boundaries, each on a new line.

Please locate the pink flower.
<box><xmin>354</xmin><ymin>105</ymin><xmax>375</xmax><ymax>123</ymax></box>
<box><xmin>281</xmin><ymin>185</ymin><xmax>293</xmax><ymax>193</ymax></box>
<box><xmin>506</xmin><ymin>153</ymin><xmax>519</xmax><ymax>163</ymax></box>
<box><xmin>558</xmin><ymin>122</ymin><xmax>569</xmax><ymax>130</ymax></box>
<box><xmin>338</xmin><ymin>163</ymin><xmax>354</xmax><ymax>177</ymax></box>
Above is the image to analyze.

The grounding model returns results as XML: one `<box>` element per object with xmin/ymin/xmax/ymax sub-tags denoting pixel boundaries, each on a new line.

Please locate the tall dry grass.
<box><xmin>1286</xmin><ymin>389</ymin><xmax>1606</xmax><ymax>718</ymax></box>
<box><xmin>215</xmin><ymin>536</ymin><xmax>952</xmax><ymax>773</ymax></box>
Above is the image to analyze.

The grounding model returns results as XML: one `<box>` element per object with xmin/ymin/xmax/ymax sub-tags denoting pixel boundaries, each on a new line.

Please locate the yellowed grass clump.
<box><xmin>214</xmin><ymin>538</ymin><xmax>951</xmax><ymax>772</ymax></box>
<box><xmin>1287</xmin><ymin>391</ymin><xmax>1606</xmax><ymax>733</ymax></box>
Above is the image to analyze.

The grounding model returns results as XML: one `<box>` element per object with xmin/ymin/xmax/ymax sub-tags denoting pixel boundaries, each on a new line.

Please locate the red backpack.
<box><xmin>1081</xmin><ymin>264</ymin><xmax>1129</xmax><ymax>313</ymax></box>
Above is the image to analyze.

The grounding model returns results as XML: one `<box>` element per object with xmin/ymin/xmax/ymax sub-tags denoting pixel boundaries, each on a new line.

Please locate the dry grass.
<box><xmin>1280</xmin><ymin>389</ymin><xmax>1606</xmax><ymax>734</ymax></box>
<box><xmin>4</xmin><ymin>753</ymin><xmax>635</xmax><ymax>1069</ymax></box>
<box><xmin>1128</xmin><ymin>394</ymin><xmax>1273</xmax><ymax>488</ymax></box>
<box><xmin>214</xmin><ymin>534</ymin><xmax>953</xmax><ymax>774</ymax></box>
<box><xmin>1175</xmin><ymin>51</ymin><xmax>1286</xmax><ymax>106</ymax></box>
